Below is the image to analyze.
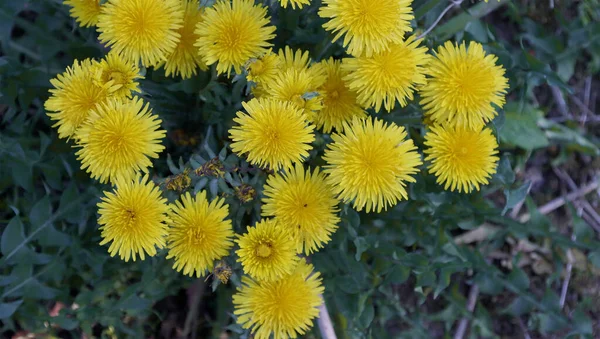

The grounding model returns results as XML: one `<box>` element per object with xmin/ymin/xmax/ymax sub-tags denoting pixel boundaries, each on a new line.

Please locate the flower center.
<box><xmin>187</xmin><ymin>228</ymin><xmax>205</xmax><ymax>245</ymax></box>
<box><xmin>120</xmin><ymin>208</ymin><xmax>137</xmax><ymax>229</ymax></box>
<box><xmin>105</xmin><ymin>132</ymin><xmax>128</xmax><ymax>152</ymax></box>
<box><xmin>250</xmin><ymin>60</ymin><xmax>265</xmax><ymax>76</ymax></box>
<box><xmin>329</xmin><ymin>90</ymin><xmax>339</xmax><ymax>100</ymax></box>
<box><xmin>110</xmin><ymin>71</ymin><xmax>125</xmax><ymax>85</ymax></box>
<box><xmin>256</xmin><ymin>243</ymin><xmax>272</xmax><ymax>258</ymax></box>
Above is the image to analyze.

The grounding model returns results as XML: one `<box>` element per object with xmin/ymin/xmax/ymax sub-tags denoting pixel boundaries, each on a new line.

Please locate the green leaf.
<box><xmin>116</xmin><ymin>294</ymin><xmax>152</xmax><ymax>311</ymax></box>
<box><xmin>507</xmin><ymin>268</ymin><xmax>530</xmax><ymax>290</ymax></box>
<box><xmin>500</xmin><ymin>110</ymin><xmax>549</xmax><ymax>150</ymax></box>
<box><xmin>505</xmin><ymin>296</ymin><xmax>534</xmax><ymax>316</ymax></box>
<box><xmin>357</xmin><ymin>301</ymin><xmax>375</xmax><ymax>329</ymax></box>
<box><xmin>52</xmin><ymin>315</ymin><xmax>79</xmax><ymax>330</ymax></box>
<box><xmin>29</xmin><ymin>196</ymin><xmax>52</xmax><ymax>231</ymax></box>
<box><xmin>383</xmin><ymin>266</ymin><xmax>410</xmax><ymax>285</ymax></box>
<box><xmin>34</xmin><ymin>225</ymin><xmax>71</xmax><ymax>247</ymax></box>
<box><xmin>353</xmin><ymin>237</ymin><xmax>369</xmax><ymax>261</ymax></box>
<box><xmin>493</xmin><ymin>155</ymin><xmax>515</xmax><ymax>186</ymax></box>
<box><xmin>21</xmin><ymin>279</ymin><xmax>59</xmax><ymax>300</ymax></box>
<box><xmin>475</xmin><ymin>273</ymin><xmax>503</xmax><ymax>295</ymax></box>
<box><xmin>415</xmin><ymin>271</ymin><xmax>436</xmax><ymax>288</ymax></box>
<box><xmin>572</xmin><ymin>308</ymin><xmax>593</xmax><ymax>334</ymax></box>
<box><xmin>335</xmin><ymin>275</ymin><xmax>361</xmax><ymax>294</ymax></box>
<box><xmin>1</xmin><ymin>217</ymin><xmax>27</xmax><ymax>259</ymax></box>
<box><xmin>0</xmin><ymin>300</ymin><xmax>23</xmax><ymax>319</ymax></box>
<box><xmin>588</xmin><ymin>251</ymin><xmax>600</xmax><ymax>269</ymax></box>
<box><xmin>502</xmin><ymin>182</ymin><xmax>531</xmax><ymax>215</ymax></box>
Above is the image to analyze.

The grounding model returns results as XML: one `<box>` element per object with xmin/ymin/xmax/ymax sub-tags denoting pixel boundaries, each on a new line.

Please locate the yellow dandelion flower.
<box><xmin>267</xmin><ymin>68</ymin><xmax>325</xmax><ymax>116</ymax></box>
<box><xmin>236</xmin><ymin>219</ymin><xmax>298</xmax><ymax>281</ymax></box>
<box><xmin>45</xmin><ymin>59</ymin><xmax>110</xmax><ymax>139</ymax></box>
<box><xmin>75</xmin><ymin>97</ymin><xmax>166</xmax><ymax>184</ymax></box>
<box><xmin>278</xmin><ymin>0</ymin><xmax>311</xmax><ymax>9</ymax></box>
<box><xmin>64</xmin><ymin>0</ymin><xmax>102</xmax><ymax>27</ymax></box>
<box><xmin>194</xmin><ymin>0</ymin><xmax>276</xmax><ymax>76</ymax></box>
<box><xmin>315</xmin><ymin>58</ymin><xmax>366</xmax><ymax>132</ymax></box>
<box><xmin>424</xmin><ymin>125</ymin><xmax>499</xmax><ymax>193</ymax></box>
<box><xmin>277</xmin><ymin>46</ymin><xmax>313</xmax><ymax>72</ymax></box>
<box><xmin>342</xmin><ymin>36</ymin><xmax>430</xmax><ymax>113</ymax></box>
<box><xmin>233</xmin><ymin>259</ymin><xmax>324</xmax><ymax>339</ymax></box>
<box><xmin>92</xmin><ymin>52</ymin><xmax>143</xmax><ymax>101</ymax></box>
<box><xmin>319</xmin><ymin>0</ymin><xmax>414</xmax><ymax>57</ymax></box>
<box><xmin>420</xmin><ymin>41</ymin><xmax>509</xmax><ymax>129</ymax></box>
<box><xmin>161</xmin><ymin>0</ymin><xmax>208</xmax><ymax>79</ymax></box>
<box><xmin>246</xmin><ymin>50</ymin><xmax>281</xmax><ymax>85</ymax></box>
<box><xmin>97</xmin><ymin>0</ymin><xmax>183</xmax><ymax>67</ymax></box>
<box><xmin>262</xmin><ymin>164</ymin><xmax>340</xmax><ymax>255</ymax></box>
<box><xmin>166</xmin><ymin>191</ymin><xmax>234</xmax><ymax>277</ymax></box>
<box><xmin>98</xmin><ymin>175</ymin><xmax>169</xmax><ymax>262</ymax></box>
<box><xmin>229</xmin><ymin>98</ymin><xmax>315</xmax><ymax>171</ymax></box>
<box><xmin>324</xmin><ymin>117</ymin><xmax>422</xmax><ymax>213</ymax></box>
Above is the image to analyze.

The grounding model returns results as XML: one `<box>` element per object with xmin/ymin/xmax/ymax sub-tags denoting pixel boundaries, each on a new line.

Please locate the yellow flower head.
<box><xmin>233</xmin><ymin>259</ymin><xmax>324</xmax><ymax>339</ymax></box>
<box><xmin>324</xmin><ymin>117</ymin><xmax>422</xmax><ymax>213</ymax></box>
<box><xmin>194</xmin><ymin>0</ymin><xmax>276</xmax><ymax>76</ymax></box>
<box><xmin>92</xmin><ymin>52</ymin><xmax>143</xmax><ymax>101</ymax></box>
<box><xmin>98</xmin><ymin>175</ymin><xmax>169</xmax><ymax>262</ymax></box>
<box><xmin>262</xmin><ymin>164</ymin><xmax>340</xmax><ymax>255</ymax></box>
<box><xmin>424</xmin><ymin>125</ymin><xmax>499</xmax><ymax>193</ymax></box>
<box><xmin>315</xmin><ymin>58</ymin><xmax>366</xmax><ymax>132</ymax></box>
<box><xmin>267</xmin><ymin>68</ymin><xmax>325</xmax><ymax>117</ymax></box>
<box><xmin>161</xmin><ymin>0</ymin><xmax>208</xmax><ymax>79</ymax></box>
<box><xmin>64</xmin><ymin>0</ymin><xmax>102</xmax><ymax>27</ymax></box>
<box><xmin>97</xmin><ymin>0</ymin><xmax>183</xmax><ymax>67</ymax></box>
<box><xmin>342</xmin><ymin>36</ymin><xmax>430</xmax><ymax>113</ymax></box>
<box><xmin>278</xmin><ymin>46</ymin><xmax>311</xmax><ymax>72</ymax></box>
<box><xmin>420</xmin><ymin>41</ymin><xmax>509</xmax><ymax>129</ymax></box>
<box><xmin>319</xmin><ymin>0</ymin><xmax>414</xmax><ymax>57</ymax></box>
<box><xmin>75</xmin><ymin>97</ymin><xmax>166</xmax><ymax>184</ymax></box>
<box><xmin>45</xmin><ymin>59</ymin><xmax>110</xmax><ymax>139</ymax></box>
<box><xmin>229</xmin><ymin>98</ymin><xmax>315</xmax><ymax>171</ymax></box>
<box><xmin>235</xmin><ymin>219</ymin><xmax>298</xmax><ymax>282</ymax></box>
<box><xmin>246</xmin><ymin>49</ymin><xmax>282</xmax><ymax>85</ymax></box>
<box><xmin>166</xmin><ymin>191</ymin><xmax>234</xmax><ymax>277</ymax></box>
<box><xmin>278</xmin><ymin>0</ymin><xmax>311</xmax><ymax>9</ymax></box>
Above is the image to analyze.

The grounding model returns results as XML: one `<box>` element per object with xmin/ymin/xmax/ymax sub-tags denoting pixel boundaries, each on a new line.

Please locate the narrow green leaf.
<box><xmin>0</xmin><ymin>300</ymin><xmax>23</xmax><ymax>319</ymax></box>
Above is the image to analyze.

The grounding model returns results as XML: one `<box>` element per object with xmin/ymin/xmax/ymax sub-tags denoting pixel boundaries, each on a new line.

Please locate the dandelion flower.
<box><xmin>267</xmin><ymin>68</ymin><xmax>325</xmax><ymax>117</ymax></box>
<box><xmin>424</xmin><ymin>125</ymin><xmax>499</xmax><ymax>193</ymax></box>
<box><xmin>246</xmin><ymin>50</ymin><xmax>281</xmax><ymax>85</ymax></box>
<box><xmin>97</xmin><ymin>0</ymin><xmax>183</xmax><ymax>67</ymax></box>
<box><xmin>45</xmin><ymin>59</ymin><xmax>110</xmax><ymax>139</ymax></box>
<box><xmin>342</xmin><ymin>36</ymin><xmax>429</xmax><ymax>113</ymax></box>
<box><xmin>233</xmin><ymin>259</ymin><xmax>324</xmax><ymax>339</ymax></box>
<box><xmin>229</xmin><ymin>98</ymin><xmax>315</xmax><ymax>171</ymax></box>
<box><xmin>319</xmin><ymin>0</ymin><xmax>414</xmax><ymax>57</ymax></box>
<box><xmin>92</xmin><ymin>52</ymin><xmax>143</xmax><ymax>101</ymax></box>
<box><xmin>278</xmin><ymin>46</ymin><xmax>311</xmax><ymax>72</ymax></box>
<box><xmin>64</xmin><ymin>0</ymin><xmax>102</xmax><ymax>27</ymax></box>
<box><xmin>194</xmin><ymin>0</ymin><xmax>276</xmax><ymax>76</ymax></box>
<box><xmin>161</xmin><ymin>0</ymin><xmax>208</xmax><ymax>79</ymax></box>
<box><xmin>236</xmin><ymin>219</ymin><xmax>298</xmax><ymax>281</ymax></box>
<box><xmin>315</xmin><ymin>58</ymin><xmax>366</xmax><ymax>132</ymax></box>
<box><xmin>420</xmin><ymin>41</ymin><xmax>509</xmax><ymax>129</ymax></box>
<box><xmin>278</xmin><ymin>0</ymin><xmax>311</xmax><ymax>9</ymax></box>
<box><xmin>324</xmin><ymin>117</ymin><xmax>422</xmax><ymax>213</ymax></box>
<box><xmin>75</xmin><ymin>97</ymin><xmax>166</xmax><ymax>184</ymax></box>
<box><xmin>98</xmin><ymin>175</ymin><xmax>169</xmax><ymax>262</ymax></box>
<box><xmin>166</xmin><ymin>191</ymin><xmax>234</xmax><ymax>277</ymax></box>
<box><xmin>262</xmin><ymin>164</ymin><xmax>340</xmax><ymax>254</ymax></box>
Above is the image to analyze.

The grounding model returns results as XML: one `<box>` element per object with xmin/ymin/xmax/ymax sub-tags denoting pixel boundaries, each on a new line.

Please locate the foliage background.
<box><xmin>1</xmin><ymin>0</ymin><xmax>599</xmax><ymax>338</ymax></box>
